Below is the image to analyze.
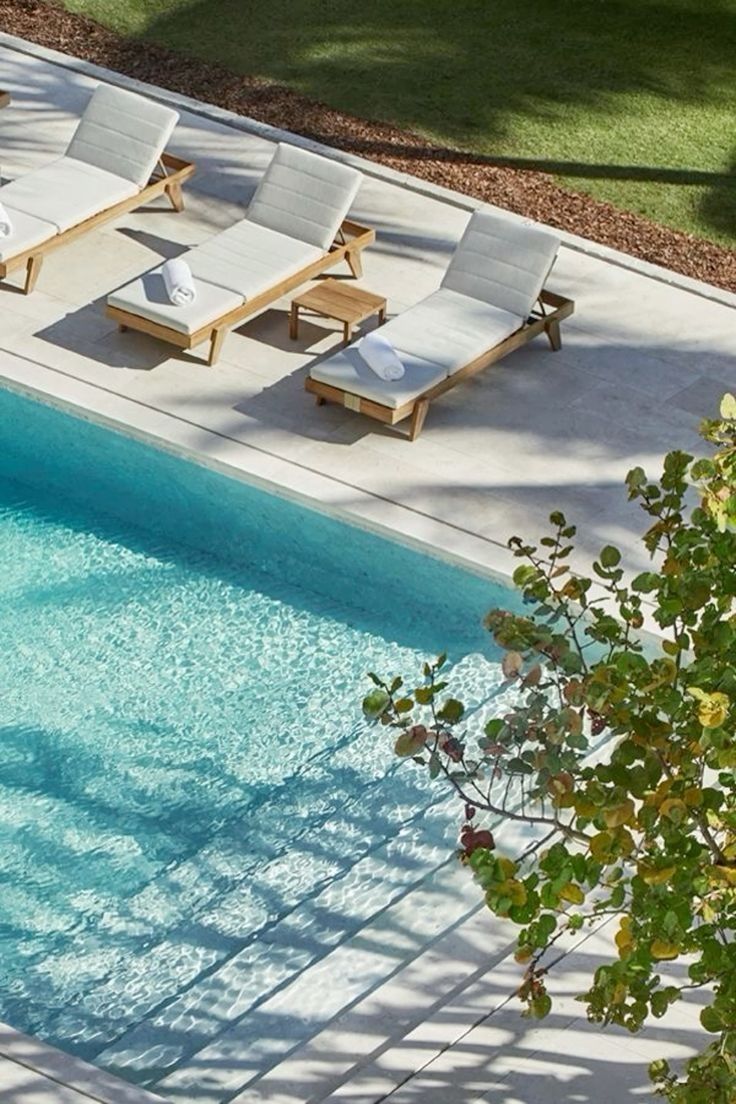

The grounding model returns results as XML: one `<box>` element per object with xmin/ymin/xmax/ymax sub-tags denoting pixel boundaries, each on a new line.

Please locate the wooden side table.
<box><xmin>290</xmin><ymin>278</ymin><xmax>386</xmax><ymax>345</ymax></box>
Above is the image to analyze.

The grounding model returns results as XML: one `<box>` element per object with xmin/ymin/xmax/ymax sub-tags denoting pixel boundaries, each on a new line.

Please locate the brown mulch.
<box><xmin>2</xmin><ymin>0</ymin><xmax>736</xmax><ymax>293</ymax></box>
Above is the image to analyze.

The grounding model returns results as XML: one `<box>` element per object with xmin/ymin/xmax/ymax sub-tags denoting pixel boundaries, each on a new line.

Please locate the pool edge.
<box><xmin>0</xmin><ymin>348</ymin><xmax>517</xmax><ymax>590</ymax></box>
<box><xmin>0</xmin><ymin>1019</ymin><xmax>169</xmax><ymax>1103</ymax></box>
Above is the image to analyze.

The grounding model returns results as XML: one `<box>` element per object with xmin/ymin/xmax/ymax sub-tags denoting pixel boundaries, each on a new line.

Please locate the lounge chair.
<box><xmin>305</xmin><ymin>209</ymin><xmax>574</xmax><ymax>439</ymax></box>
<box><xmin>106</xmin><ymin>143</ymin><xmax>374</xmax><ymax>366</ymax></box>
<box><xmin>0</xmin><ymin>84</ymin><xmax>193</xmax><ymax>294</ymax></box>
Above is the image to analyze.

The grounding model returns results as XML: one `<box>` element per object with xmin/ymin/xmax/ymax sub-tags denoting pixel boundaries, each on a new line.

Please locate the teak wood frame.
<box><xmin>106</xmin><ymin>219</ymin><xmax>376</xmax><ymax>366</ymax></box>
<box><xmin>305</xmin><ymin>290</ymin><xmax>575</xmax><ymax>440</ymax></box>
<box><xmin>0</xmin><ymin>153</ymin><xmax>195</xmax><ymax>295</ymax></box>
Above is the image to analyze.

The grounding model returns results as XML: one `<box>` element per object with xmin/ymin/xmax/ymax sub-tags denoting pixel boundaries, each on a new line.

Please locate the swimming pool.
<box><xmin>0</xmin><ymin>381</ymin><xmax>513</xmax><ymax>1101</ymax></box>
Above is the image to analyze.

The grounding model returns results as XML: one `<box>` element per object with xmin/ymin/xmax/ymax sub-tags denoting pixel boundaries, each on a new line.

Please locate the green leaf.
<box><xmin>626</xmin><ymin>466</ymin><xmax>646</xmax><ymax>490</ymax></box>
<box><xmin>362</xmin><ymin>689</ymin><xmax>390</xmax><ymax>718</ymax></box>
<box><xmin>531</xmin><ymin>992</ymin><xmax>552</xmax><ymax>1018</ymax></box>
<box><xmin>609</xmin><ymin>884</ymin><xmax>625</xmax><ymax>909</ymax></box>
<box><xmin>438</xmin><ymin>698</ymin><xmax>464</xmax><ymax>724</ymax></box>
<box><xmin>513</xmin><ymin>564</ymin><xmax>539</xmax><ymax>588</ymax></box>
<box><xmin>700</xmin><ymin>1005</ymin><xmax>724</xmax><ymax>1033</ymax></box>
<box><xmin>484</xmin><ymin>718</ymin><xmax>505</xmax><ymax>739</ymax></box>
<box><xmin>631</xmin><ymin>571</ymin><xmax>659</xmax><ymax>593</ymax></box>
<box><xmin>599</xmin><ymin>545</ymin><xmax>622</xmax><ymax>568</ymax></box>
<box><xmin>649</xmin><ymin>1058</ymin><xmax>670</xmax><ymax>1081</ymax></box>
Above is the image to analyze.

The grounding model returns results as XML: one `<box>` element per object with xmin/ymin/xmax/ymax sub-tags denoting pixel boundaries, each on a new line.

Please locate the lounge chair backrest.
<box><xmin>247</xmin><ymin>143</ymin><xmax>362</xmax><ymax>251</ymax></box>
<box><xmin>66</xmin><ymin>85</ymin><xmax>179</xmax><ymax>189</ymax></box>
<box><xmin>441</xmin><ymin>209</ymin><xmax>560</xmax><ymax>319</ymax></box>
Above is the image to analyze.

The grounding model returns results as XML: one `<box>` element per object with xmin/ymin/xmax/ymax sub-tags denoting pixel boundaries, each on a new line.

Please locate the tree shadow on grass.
<box><xmin>133</xmin><ymin>0</ymin><xmax>736</xmax><ymax>245</ymax></box>
<box><xmin>139</xmin><ymin>0</ymin><xmax>736</xmax><ymax>145</ymax></box>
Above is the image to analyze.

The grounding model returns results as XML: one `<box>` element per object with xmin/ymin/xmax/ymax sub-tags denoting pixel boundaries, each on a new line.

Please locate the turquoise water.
<box><xmin>0</xmin><ymin>383</ymin><xmax>512</xmax><ymax>1096</ymax></box>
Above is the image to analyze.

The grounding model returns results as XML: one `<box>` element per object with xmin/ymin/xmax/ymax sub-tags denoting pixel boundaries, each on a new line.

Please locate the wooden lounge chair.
<box><xmin>0</xmin><ymin>84</ymin><xmax>194</xmax><ymax>294</ymax></box>
<box><xmin>106</xmin><ymin>143</ymin><xmax>374</xmax><ymax>366</ymax></box>
<box><xmin>305</xmin><ymin>209</ymin><xmax>574</xmax><ymax>440</ymax></box>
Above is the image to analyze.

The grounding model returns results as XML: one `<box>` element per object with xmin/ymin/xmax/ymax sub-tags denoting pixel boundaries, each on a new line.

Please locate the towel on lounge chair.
<box><xmin>0</xmin><ymin>202</ymin><xmax>12</xmax><ymax>238</ymax></box>
<box><xmin>162</xmin><ymin>257</ymin><xmax>196</xmax><ymax>306</ymax></box>
<box><xmin>358</xmin><ymin>332</ymin><xmax>405</xmax><ymax>381</ymax></box>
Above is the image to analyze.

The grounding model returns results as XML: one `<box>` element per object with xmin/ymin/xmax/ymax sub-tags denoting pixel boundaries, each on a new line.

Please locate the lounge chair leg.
<box><xmin>409</xmin><ymin>399</ymin><xmax>430</xmax><ymax>441</ymax></box>
<box><xmin>315</xmin><ymin>395</ymin><xmax>327</xmax><ymax>406</ymax></box>
<box><xmin>208</xmin><ymin>328</ymin><xmax>226</xmax><ymax>366</ymax></box>
<box><xmin>24</xmin><ymin>255</ymin><xmax>43</xmax><ymax>294</ymax></box>
<box><xmin>118</xmin><ymin>323</ymin><xmax>128</xmax><ymax>333</ymax></box>
<box><xmin>289</xmin><ymin>302</ymin><xmax>300</xmax><ymax>340</ymax></box>
<box><xmin>545</xmin><ymin>318</ymin><xmax>562</xmax><ymax>351</ymax></box>
<box><xmin>165</xmin><ymin>180</ymin><xmax>184</xmax><ymax>212</ymax></box>
<box><xmin>346</xmin><ymin>248</ymin><xmax>363</xmax><ymax>279</ymax></box>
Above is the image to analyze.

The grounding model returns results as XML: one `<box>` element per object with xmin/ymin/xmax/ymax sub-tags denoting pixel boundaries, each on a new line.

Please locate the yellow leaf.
<box><xmin>590</xmin><ymin>831</ymin><xmax>614</xmax><ymax>862</ymax></box>
<box><xmin>710</xmin><ymin>865</ymin><xmax>736</xmax><ymax>886</ymax></box>
<box><xmin>499</xmin><ymin>878</ymin><xmax>527</xmax><ymax>906</ymax></box>
<box><xmin>659</xmin><ymin>798</ymin><xmax>688</xmax><ymax>825</ymax></box>
<box><xmin>498</xmin><ymin>857</ymin><xmax>517</xmax><ymax>879</ymax></box>
<box><xmin>687</xmin><ymin>688</ymin><xmax>730</xmax><ymax>729</ymax></box>
<box><xmin>604</xmin><ymin>799</ymin><xmax>635</xmax><ymax>828</ymax></box>
<box><xmin>559</xmin><ymin>882</ymin><xmax>584</xmax><ymax>905</ymax></box>
<box><xmin>615</xmin><ymin>917</ymin><xmax>633</xmax><ymax>957</ymax></box>
<box><xmin>612</xmin><ymin>982</ymin><xmax>627</xmax><ymax>1005</ymax></box>
<box><xmin>651</xmin><ymin>940</ymin><xmax>679</xmax><ymax>961</ymax></box>
<box><xmin>638</xmin><ymin>863</ymin><xmax>676</xmax><ymax>886</ymax></box>
<box><xmin>574</xmin><ymin>796</ymin><xmax>598</xmax><ymax>818</ymax></box>
<box><xmin>720</xmin><ymin>392</ymin><xmax>736</xmax><ymax>420</ymax></box>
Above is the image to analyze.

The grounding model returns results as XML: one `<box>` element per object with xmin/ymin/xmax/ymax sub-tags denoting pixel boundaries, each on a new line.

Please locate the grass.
<box><xmin>61</xmin><ymin>0</ymin><xmax>736</xmax><ymax>247</ymax></box>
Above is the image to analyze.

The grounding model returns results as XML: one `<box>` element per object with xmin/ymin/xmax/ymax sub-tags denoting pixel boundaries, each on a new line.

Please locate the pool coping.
<box><xmin>2</xmin><ymin>31</ymin><xmax>735</xmax><ymax>314</ymax></box>
<box><xmin>0</xmin><ymin>1020</ymin><xmax>168</xmax><ymax>1103</ymax></box>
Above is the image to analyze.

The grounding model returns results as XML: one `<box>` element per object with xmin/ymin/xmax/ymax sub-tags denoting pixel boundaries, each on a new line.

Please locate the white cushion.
<box><xmin>310</xmin><ymin>344</ymin><xmax>446</xmax><ymax>410</ymax></box>
<box><xmin>379</xmin><ymin>288</ymin><xmax>520</xmax><ymax>376</ymax></box>
<box><xmin>186</xmin><ymin>219</ymin><xmax>322</xmax><ymax>299</ymax></box>
<box><xmin>66</xmin><ymin>84</ymin><xmax>178</xmax><ymax>188</ymax></box>
<box><xmin>441</xmin><ymin>208</ymin><xmax>560</xmax><ymax>319</ymax></box>
<box><xmin>0</xmin><ymin>157</ymin><xmax>138</xmax><ymax>233</ymax></box>
<box><xmin>247</xmin><ymin>143</ymin><xmax>362</xmax><ymax>250</ymax></box>
<box><xmin>107</xmin><ymin>267</ymin><xmax>243</xmax><ymax>336</ymax></box>
<box><xmin>0</xmin><ymin>205</ymin><xmax>57</xmax><ymax>262</ymax></box>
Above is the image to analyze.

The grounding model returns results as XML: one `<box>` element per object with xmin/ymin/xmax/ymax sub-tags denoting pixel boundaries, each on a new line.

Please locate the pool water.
<box><xmin>0</xmin><ymin>383</ymin><xmax>513</xmax><ymax>1098</ymax></box>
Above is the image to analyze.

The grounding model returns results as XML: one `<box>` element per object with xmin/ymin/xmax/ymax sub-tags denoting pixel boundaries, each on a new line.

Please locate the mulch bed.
<box><xmin>2</xmin><ymin>0</ymin><xmax>736</xmax><ymax>293</ymax></box>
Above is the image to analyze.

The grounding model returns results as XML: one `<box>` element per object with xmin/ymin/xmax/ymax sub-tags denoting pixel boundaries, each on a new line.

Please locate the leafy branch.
<box><xmin>362</xmin><ymin>394</ymin><xmax>736</xmax><ymax>1103</ymax></box>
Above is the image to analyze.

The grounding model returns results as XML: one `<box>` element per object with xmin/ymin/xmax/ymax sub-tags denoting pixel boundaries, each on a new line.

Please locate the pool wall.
<box><xmin>0</xmin><ymin>379</ymin><xmax>522</xmax><ymax>655</ymax></box>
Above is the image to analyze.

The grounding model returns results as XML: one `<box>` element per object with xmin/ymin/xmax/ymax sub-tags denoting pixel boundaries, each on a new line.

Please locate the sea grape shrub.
<box><xmin>362</xmin><ymin>395</ymin><xmax>736</xmax><ymax>1103</ymax></box>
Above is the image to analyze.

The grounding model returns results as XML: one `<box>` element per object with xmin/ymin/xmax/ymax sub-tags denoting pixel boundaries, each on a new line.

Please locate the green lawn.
<box><xmin>62</xmin><ymin>0</ymin><xmax>736</xmax><ymax>247</ymax></box>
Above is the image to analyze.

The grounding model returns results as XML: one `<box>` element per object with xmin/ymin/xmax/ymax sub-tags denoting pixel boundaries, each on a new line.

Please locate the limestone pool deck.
<box><xmin>0</xmin><ymin>32</ymin><xmax>733</xmax><ymax>1104</ymax></box>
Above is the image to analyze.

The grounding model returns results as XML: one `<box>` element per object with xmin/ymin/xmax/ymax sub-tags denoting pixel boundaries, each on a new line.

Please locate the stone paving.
<box><xmin>0</xmin><ymin>36</ymin><xmax>730</xmax><ymax>1104</ymax></box>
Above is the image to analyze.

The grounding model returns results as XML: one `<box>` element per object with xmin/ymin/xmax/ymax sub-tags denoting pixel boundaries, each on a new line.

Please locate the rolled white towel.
<box><xmin>358</xmin><ymin>331</ymin><xmax>405</xmax><ymax>381</ymax></box>
<box><xmin>0</xmin><ymin>201</ymin><xmax>13</xmax><ymax>239</ymax></box>
<box><xmin>162</xmin><ymin>257</ymin><xmax>196</xmax><ymax>306</ymax></box>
